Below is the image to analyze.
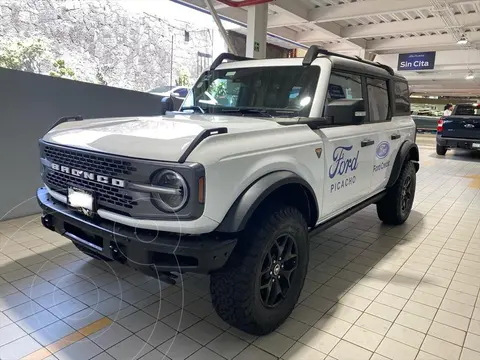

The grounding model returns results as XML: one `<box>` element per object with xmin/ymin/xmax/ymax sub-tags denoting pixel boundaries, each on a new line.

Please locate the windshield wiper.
<box><xmin>180</xmin><ymin>106</ymin><xmax>205</xmax><ymax>114</ymax></box>
<box><xmin>220</xmin><ymin>108</ymin><xmax>273</xmax><ymax>118</ymax></box>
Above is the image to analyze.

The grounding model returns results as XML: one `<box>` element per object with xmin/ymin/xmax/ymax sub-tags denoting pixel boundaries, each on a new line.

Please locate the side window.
<box><xmin>367</xmin><ymin>78</ymin><xmax>389</xmax><ymax>122</ymax></box>
<box><xmin>327</xmin><ymin>72</ymin><xmax>363</xmax><ymax>102</ymax></box>
<box><xmin>394</xmin><ymin>81</ymin><xmax>410</xmax><ymax>115</ymax></box>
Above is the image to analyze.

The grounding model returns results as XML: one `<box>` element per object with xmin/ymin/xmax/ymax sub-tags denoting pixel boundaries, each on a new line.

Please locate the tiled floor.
<box><xmin>1</xmin><ymin>136</ymin><xmax>480</xmax><ymax>360</ymax></box>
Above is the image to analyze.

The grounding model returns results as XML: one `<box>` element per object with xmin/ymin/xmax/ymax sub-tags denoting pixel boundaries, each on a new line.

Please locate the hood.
<box><xmin>43</xmin><ymin>114</ymin><xmax>281</xmax><ymax>161</ymax></box>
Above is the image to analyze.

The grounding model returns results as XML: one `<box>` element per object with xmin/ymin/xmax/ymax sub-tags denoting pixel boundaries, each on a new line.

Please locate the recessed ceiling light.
<box><xmin>465</xmin><ymin>71</ymin><xmax>475</xmax><ymax>80</ymax></box>
<box><xmin>457</xmin><ymin>36</ymin><xmax>468</xmax><ymax>45</ymax></box>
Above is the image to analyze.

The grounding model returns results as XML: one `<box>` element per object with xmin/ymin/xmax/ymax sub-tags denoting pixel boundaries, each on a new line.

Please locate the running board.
<box><xmin>309</xmin><ymin>191</ymin><xmax>386</xmax><ymax>238</ymax></box>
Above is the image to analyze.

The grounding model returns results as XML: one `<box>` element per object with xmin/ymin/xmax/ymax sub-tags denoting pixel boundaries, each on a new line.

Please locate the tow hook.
<box><xmin>41</xmin><ymin>214</ymin><xmax>54</xmax><ymax>231</ymax></box>
<box><xmin>109</xmin><ymin>242</ymin><xmax>127</xmax><ymax>264</ymax></box>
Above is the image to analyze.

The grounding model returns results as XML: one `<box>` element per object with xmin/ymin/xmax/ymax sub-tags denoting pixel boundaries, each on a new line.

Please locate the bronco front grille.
<box><xmin>44</xmin><ymin>146</ymin><xmax>137</xmax><ymax>177</ymax></box>
<box><xmin>43</xmin><ymin>146</ymin><xmax>139</xmax><ymax>210</ymax></box>
<box><xmin>46</xmin><ymin>172</ymin><xmax>138</xmax><ymax>209</ymax></box>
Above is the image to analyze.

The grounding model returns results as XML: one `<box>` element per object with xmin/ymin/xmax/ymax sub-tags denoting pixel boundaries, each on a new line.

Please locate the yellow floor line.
<box><xmin>45</xmin><ymin>331</ymin><xmax>86</xmax><ymax>353</ymax></box>
<box><xmin>22</xmin><ymin>318</ymin><xmax>113</xmax><ymax>360</ymax></box>
<box><xmin>466</xmin><ymin>175</ymin><xmax>480</xmax><ymax>189</ymax></box>
<box><xmin>78</xmin><ymin>317</ymin><xmax>113</xmax><ymax>336</ymax></box>
<box><xmin>22</xmin><ymin>349</ymin><xmax>52</xmax><ymax>360</ymax></box>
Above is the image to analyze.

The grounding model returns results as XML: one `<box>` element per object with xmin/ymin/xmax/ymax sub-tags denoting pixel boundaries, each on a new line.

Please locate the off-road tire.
<box><xmin>73</xmin><ymin>242</ymin><xmax>113</xmax><ymax>261</ymax></box>
<box><xmin>436</xmin><ymin>145</ymin><xmax>447</xmax><ymax>155</ymax></box>
<box><xmin>377</xmin><ymin>161</ymin><xmax>416</xmax><ymax>225</ymax></box>
<box><xmin>210</xmin><ymin>206</ymin><xmax>309</xmax><ymax>335</ymax></box>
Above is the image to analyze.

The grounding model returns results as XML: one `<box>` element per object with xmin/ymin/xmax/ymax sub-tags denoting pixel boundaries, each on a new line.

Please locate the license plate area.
<box><xmin>67</xmin><ymin>186</ymin><xmax>95</xmax><ymax>217</ymax></box>
<box><xmin>472</xmin><ymin>143</ymin><xmax>480</xmax><ymax>149</ymax></box>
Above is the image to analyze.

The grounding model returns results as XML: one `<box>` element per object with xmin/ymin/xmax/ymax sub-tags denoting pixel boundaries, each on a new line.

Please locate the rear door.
<box><xmin>442</xmin><ymin>104</ymin><xmax>480</xmax><ymax>139</ymax></box>
<box><xmin>366</xmin><ymin>77</ymin><xmax>397</xmax><ymax>192</ymax></box>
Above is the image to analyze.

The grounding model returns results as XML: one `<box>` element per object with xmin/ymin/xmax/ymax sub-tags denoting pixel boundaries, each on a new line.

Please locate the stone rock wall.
<box><xmin>0</xmin><ymin>0</ymin><xmax>215</xmax><ymax>91</ymax></box>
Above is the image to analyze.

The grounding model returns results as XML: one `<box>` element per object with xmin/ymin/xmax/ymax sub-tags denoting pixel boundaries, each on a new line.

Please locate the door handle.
<box><xmin>391</xmin><ymin>134</ymin><xmax>401</xmax><ymax>140</ymax></box>
<box><xmin>361</xmin><ymin>139</ymin><xmax>375</xmax><ymax>147</ymax></box>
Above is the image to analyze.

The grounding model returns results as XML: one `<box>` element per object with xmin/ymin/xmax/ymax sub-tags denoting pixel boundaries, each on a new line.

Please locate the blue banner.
<box><xmin>397</xmin><ymin>52</ymin><xmax>436</xmax><ymax>71</ymax></box>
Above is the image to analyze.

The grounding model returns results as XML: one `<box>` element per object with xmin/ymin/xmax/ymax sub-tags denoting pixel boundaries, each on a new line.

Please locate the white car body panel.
<box><xmin>188</xmin><ymin>125</ymin><xmax>324</xmax><ymax>224</ymax></box>
<box><xmin>40</xmin><ymin>56</ymin><xmax>417</xmax><ymax>234</ymax></box>
<box><xmin>43</xmin><ymin>115</ymin><xmax>283</xmax><ymax>162</ymax></box>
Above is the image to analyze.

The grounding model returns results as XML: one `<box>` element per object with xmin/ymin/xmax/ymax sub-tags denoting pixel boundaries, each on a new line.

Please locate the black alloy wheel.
<box><xmin>401</xmin><ymin>175</ymin><xmax>413</xmax><ymax>215</ymax></box>
<box><xmin>259</xmin><ymin>234</ymin><xmax>298</xmax><ymax>308</ymax></box>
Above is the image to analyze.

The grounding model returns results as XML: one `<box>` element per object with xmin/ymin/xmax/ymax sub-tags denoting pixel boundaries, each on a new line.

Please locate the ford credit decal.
<box><xmin>376</xmin><ymin>141</ymin><xmax>390</xmax><ymax>159</ymax></box>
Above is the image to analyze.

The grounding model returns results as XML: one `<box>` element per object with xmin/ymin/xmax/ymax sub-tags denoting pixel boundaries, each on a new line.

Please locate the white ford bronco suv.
<box><xmin>37</xmin><ymin>46</ymin><xmax>419</xmax><ymax>335</ymax></box>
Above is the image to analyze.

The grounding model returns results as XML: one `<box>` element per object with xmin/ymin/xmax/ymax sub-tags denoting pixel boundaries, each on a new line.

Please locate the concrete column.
<box><xmin>246</xmin><ymin>4</ymin><xmax>268</xmax><ymax>59</ymax></box>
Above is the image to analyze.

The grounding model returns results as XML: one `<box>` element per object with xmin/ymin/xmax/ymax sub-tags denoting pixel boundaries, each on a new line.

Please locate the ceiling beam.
<box><xmin>366</xmin><ymin>32</ymin><xmax>480</xmax><ymax>52</ymax></box>
<box><xmin>308</xmin><ymin>0</ymin><xmax>479</xmax><ymax>23</ymax></box>
<box><xmin>268</xmin><ymin>13</ymin><xmax>306</xmax><ymax>28</ymax></box>
<box><xmin>373</xmin><ymin>44</ymin><xmax>475</xmax><ymax>54</ymax></box>
<box><xmin>271</xmin><ymin>0</ymin><xmax>309</xmax><ymax>20</ymax></box>
<box><xmin>271</xmin><ymin>0</ymin><xmax>364</xmax><ymax>49</ymax></box>
<box><xmin>342</xmin><ymin>13</ymin><xmax>480</xmax><ymax>39</ymax></box>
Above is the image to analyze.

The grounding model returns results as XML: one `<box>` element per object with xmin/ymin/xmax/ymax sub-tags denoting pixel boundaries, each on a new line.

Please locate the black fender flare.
<box><xmin>387</xmin><ymin>140</ymin><xmax>420</xmax><ymax>187</ymax></box>
<box><xmin>215</xmin><ymin>171</ymin><xmax>319</xmax><ymax>233</ymax></box>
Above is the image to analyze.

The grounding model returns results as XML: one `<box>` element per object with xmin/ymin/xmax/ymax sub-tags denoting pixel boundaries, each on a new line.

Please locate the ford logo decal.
<box><xmin>376</xmin><ymin>141</ymin><xmax>390</xmax><ymax>159</ymax></box>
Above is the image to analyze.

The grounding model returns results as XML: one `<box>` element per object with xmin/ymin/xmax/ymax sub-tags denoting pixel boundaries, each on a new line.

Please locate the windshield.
<box><xmin>182</xmin><ymin>66</ymin><xmax>320</xmax><ymax>118</ymax></box>
<box><xmin>149</xmin><ymin>85</ymin><xmax>175</xmax><ymax>93</ymax></box>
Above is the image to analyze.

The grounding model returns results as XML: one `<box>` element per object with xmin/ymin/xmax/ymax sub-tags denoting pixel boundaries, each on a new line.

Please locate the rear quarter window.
<box><xmin>454</xmin><ymin>105</ymin><xmax>480</xmax><ymax>116</ymax></box>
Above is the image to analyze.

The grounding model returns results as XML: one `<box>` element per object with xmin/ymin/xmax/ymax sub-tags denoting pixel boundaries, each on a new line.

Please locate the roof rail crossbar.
<box><xmin>210</xmin><ymin>53</ymin><xmax>254</xmax><ymax>70</ymax></box>
<box><xmin>302</xmin><ymin>45</ymin><xmax>394</xmax><ymax>76</ymax></box>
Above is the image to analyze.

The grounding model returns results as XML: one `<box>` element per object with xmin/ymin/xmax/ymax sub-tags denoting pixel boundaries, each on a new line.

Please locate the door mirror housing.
<box><xmin>161</xmin><ymin>96</ymin><xmax>174</xmax><ymax>114</ymax></box>
<box><xmin>325</xmin><ymin>98</ymin><xmax>366</xmax><ymax>125</ymax></box>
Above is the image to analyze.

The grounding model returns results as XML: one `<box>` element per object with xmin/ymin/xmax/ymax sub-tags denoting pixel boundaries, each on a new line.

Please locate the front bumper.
<box><xmin>437</xmin><ymin>136</ymin><xmax>480</xmax><ymax>150</ymax></box>
<box><xmin>37</xmin><ymin>187</ymin><xmax>237</xmax><ymax>275</ymax></box>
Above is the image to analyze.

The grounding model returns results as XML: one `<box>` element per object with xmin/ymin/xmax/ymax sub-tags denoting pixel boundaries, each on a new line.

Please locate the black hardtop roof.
<box><xmin>303</xmin><ymin>45</ymin><xmax>407</xmax><ymax>82</ymax></box>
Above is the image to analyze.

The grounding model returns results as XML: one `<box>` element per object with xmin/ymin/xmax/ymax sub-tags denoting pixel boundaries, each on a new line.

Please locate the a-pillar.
<box><xmin>246</xmin><ymin>3</ymin><xmax>268</xmax><ymax>59</ymax></box>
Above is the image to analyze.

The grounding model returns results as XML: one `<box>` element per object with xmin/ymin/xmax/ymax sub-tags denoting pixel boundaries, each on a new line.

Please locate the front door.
<box><xmin>319</xmin><ymin>71</ymin><xmax>376</xmax><ymax>217</ymax></box>
<box><xmin>320</xmin><ymin>126</ymin><xmax>376</xmax><ymax>216</ymax></box>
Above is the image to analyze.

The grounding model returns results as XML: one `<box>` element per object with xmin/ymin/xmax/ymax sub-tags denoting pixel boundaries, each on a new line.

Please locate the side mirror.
<box><xmin>161</xmin><ymin>96</ymin><xmax>174</xmax><ymax>114</ymax></box>
<box><xmin>170</xmin><ymin>92</ymin><xmax>180</xmax><ymax>98</ymax></box>
<box><xmin>325</xmin><ymin>98</ymin><xmax>366</xmax><ymax>125</ymax></box>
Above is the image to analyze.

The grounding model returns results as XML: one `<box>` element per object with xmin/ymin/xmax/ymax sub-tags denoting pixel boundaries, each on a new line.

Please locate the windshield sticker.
<box><xmin>328</xmin><ymin>84</ymin><xmax>345</xmax><ymax>99</ymax></box>
<box><xmin>329</xmin><ymin>145</ymin><xmax>359</xmax><ymax>193</ymax></box>
<box><xmin>225</xmin><ymin>71</ymin><xmax>236</xmax><ymax>77</ymax></box>
<box><xmin>376</xmin><ymin>141</ymin><xmax>390</xmax><ymax>159</ymax></box>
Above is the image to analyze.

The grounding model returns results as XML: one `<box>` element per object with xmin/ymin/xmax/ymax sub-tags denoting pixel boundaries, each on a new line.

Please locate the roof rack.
<box><xmin>302</xmin><ymin>45</ymin><xmax>395</xmax><ymax>76</ymax></box>
<box><xmin>210</xmin><ymin>53</ymin><xmax>254</xmax><ymax>70</ymax></box>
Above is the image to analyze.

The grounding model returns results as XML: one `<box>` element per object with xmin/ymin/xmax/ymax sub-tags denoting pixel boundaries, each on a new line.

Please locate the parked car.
<box><xmin>148</xmin><ymin>85</ymin><xmax>189</xmax><ymax>98</ymax></box>
<box><xmin>37</xmin><ymin>46</ymin><xmax>419</xmax><ymax>335</ymax></box>
<box><xmin>436</xmin><ymin>103</ymin><xmax>480</xmax><ymax>155</ymax></box>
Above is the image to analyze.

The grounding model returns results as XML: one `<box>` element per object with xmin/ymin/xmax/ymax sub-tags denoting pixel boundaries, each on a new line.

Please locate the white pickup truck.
<box><xmin>37</xmin><ymin>46</ymin><xmax>419</xmax><ymax>335</ymax></box>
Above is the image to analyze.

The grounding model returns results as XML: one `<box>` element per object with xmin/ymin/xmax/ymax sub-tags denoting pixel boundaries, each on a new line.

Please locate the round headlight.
<box><xmin>151</xmin><ymin>170</ymin><xmax>189</xmax><ymax>213</ymax></box>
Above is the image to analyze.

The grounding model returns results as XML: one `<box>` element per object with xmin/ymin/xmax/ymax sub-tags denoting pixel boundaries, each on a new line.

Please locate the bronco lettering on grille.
<box><xmin>50</xmin><ymin>163</ymin><xmax>125</xmax><ymax>188</ymax></box>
